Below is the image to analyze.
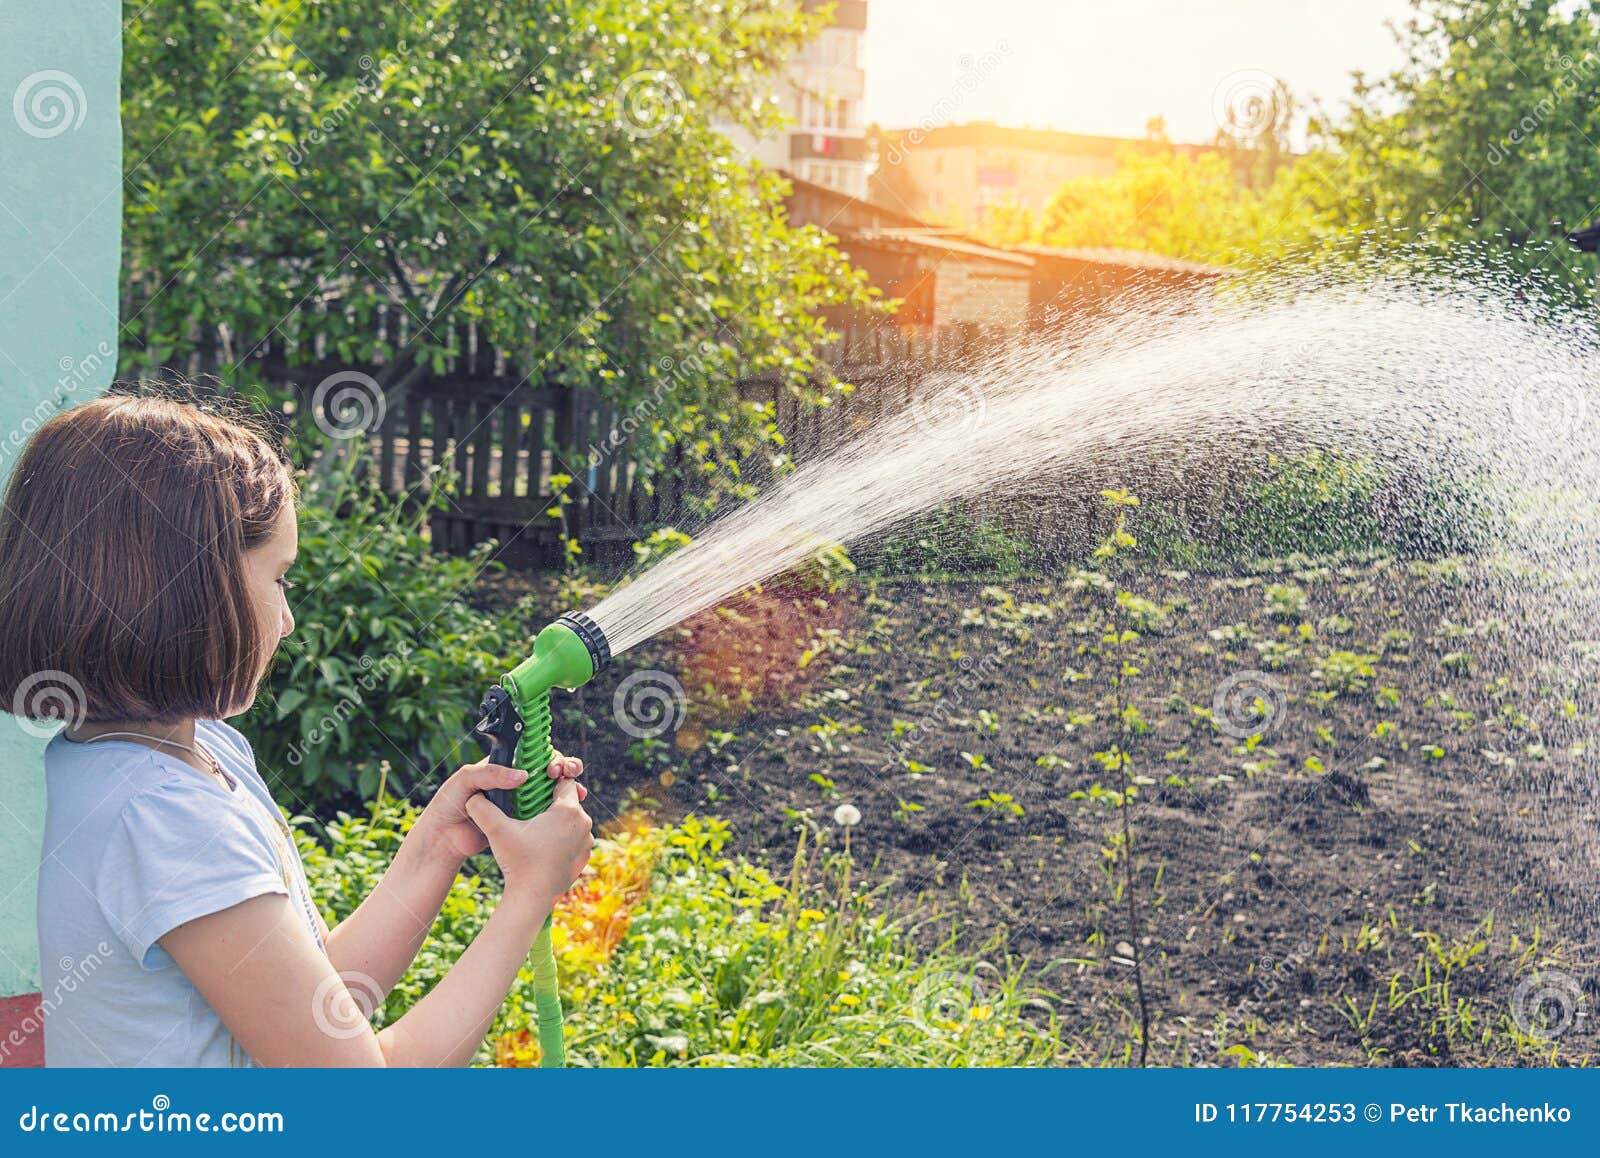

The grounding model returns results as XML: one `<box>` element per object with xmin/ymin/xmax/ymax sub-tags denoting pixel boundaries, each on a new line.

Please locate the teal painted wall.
<box><xmin>0</xmin><ymin>2</ymin><xmax>121</xmax><ymax>997</ymax></box>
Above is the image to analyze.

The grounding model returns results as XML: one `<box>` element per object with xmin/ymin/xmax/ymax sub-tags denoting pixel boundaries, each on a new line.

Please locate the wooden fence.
<box><xmin>144</xmin><ymin>315</ymin><xmax>1012</xmax><ymax>568</ymax></box>
<box><xmin>387</xmin><ymin>321</ymin><xmax>1007</xmax><ymax>566</ymax></box>
<box><xmin>135</xmin><ymin>309</ymin><xmax>1286</xmax><ymax>568</ymax></box>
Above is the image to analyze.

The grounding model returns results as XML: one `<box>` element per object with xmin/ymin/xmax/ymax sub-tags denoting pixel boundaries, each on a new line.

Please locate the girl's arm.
<box><xmin>322</xmin><ymin>757</ymin><xmax>583</xmax><ymax>999</ymax></box>
<box><xmin>162</xmin><ymin>778</ymin><xmax>594</xmax><ymax>1067</ymax></box>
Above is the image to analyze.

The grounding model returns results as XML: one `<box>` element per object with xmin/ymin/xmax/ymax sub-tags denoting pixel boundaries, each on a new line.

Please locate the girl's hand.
<box><xmin>465</xmin><ymin>777</ymin><xmax>594</xmax><ymax>904</ymax></box>
<box><xmin>416</xmin><ymin>754</ymin><xmax>587</xmax><ymax>864</ymax></box>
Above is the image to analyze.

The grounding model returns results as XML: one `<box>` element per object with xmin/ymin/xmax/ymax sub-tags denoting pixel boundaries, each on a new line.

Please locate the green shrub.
<box><xmin>1315</xmin><ymin>650</ymin><xmax>1379</xmax><ymax>695</ymax></box>
<box><xmin>241</xmin><ymin>458</ymin><xmax>529</xmax><ymax>806</ymax></box>
<box><xmin>1223</xmin><ymin>451</ymin><xmax>1384</xmax><ymax>558</ymax></box>
<box><xmin>1264</xmin><ymin>582</ymin><xmax>1310</xmax><ymax>621</ymax></box>
<box><xmin>570</xmin><ymin>819</ymin><xmax>1058</xmax><ymax>1066</ymax></box>
<box><xmin>868</xmin><ymin>503</ymin><xmax>1028</xmax><ymax>576</ymax></box>
<box><xmin>293</xmin><ymin>804</ymin><xmax>1060</xmax><ymax>1067</ymax></box>
<box><xmin>294</xmin><ymin>802</ymin><xmax>496</xmax><ymax>1042</ymax></box>
<box><xmin>1129</xmin><ymin>451</ymin><xmax>1503</xmax><ymax>565</ymax></box>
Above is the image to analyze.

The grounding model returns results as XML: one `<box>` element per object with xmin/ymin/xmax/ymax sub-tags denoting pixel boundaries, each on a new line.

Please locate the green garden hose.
<box><xmin>473</xmin><ymin>611</ymin><xmax>611</xmax><ymax>1068</ymax></box>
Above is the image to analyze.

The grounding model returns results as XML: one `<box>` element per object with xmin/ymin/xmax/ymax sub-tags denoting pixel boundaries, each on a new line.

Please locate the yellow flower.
<box><xmin>800</xmin><ymin>908</ymin><xmax>825</xmax><ymax>921</ymax></box>
<box><xmin>838</xmin><ymin>994</ymin><xmax>860</xmax><ymax>1007</ymax></box>
<box><xmin>969</xmin><ymin>1005</ymin><xmax>992</xmax><ymax>1021</ymax></box>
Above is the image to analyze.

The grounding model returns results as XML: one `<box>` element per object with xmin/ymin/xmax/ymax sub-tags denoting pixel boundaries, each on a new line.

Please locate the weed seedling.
<box><xmin>967</xmin><ymin>791</ymin><xmax>1024</xmax><ymax>817</ymax></box>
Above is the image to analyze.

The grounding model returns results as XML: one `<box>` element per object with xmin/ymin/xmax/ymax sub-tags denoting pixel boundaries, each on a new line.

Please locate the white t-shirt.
<box><xmin>37</xmin><ymin>717</ymin><xmax>325</xmax><ymax>1066</ymax></box>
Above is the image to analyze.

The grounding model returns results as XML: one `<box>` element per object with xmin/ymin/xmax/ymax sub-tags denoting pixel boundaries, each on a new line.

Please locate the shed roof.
<box><xmin>1013</xmin><ymin>243</ymin><xmax>1237</xmax><ymax>278</ymax></box>
<box><xmin>852</xmin><ymin>227</ymin><xmax>1036</xmax><ymax>271</ymax></box>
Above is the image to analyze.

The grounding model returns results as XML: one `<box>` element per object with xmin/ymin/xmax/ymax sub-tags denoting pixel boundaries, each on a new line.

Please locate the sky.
<box><xmin>861</xmin><ymin>0</ymin><xmax>1415</xmax><ymax>145</ymax></box>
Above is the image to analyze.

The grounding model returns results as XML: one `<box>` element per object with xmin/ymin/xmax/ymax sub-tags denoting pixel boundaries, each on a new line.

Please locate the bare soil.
<box><xmin>480</xmin><ymin>556</ymin><xmax>1600</xmax><ymax>1066</ymax></box>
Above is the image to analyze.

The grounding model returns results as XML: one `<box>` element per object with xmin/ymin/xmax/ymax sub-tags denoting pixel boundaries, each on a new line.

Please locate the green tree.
<box><xmin>997</xmin><ymin>101</ymin><xmax>1308</xmax><ymax>266</ymax></box>
<box><xmin>1302</xmin><ymin>0</ymin><xmax>1600</xmax><ymax>284</ymax></box>
<box><xmin>121</xmin><ymin>0</ymin><xmax>874</xmax><ymax>491</ymax></box>
<box><xmin>1028</xmin><ymin>149</ymin><xmax>1282</xmax><ymax>265</ymax></box>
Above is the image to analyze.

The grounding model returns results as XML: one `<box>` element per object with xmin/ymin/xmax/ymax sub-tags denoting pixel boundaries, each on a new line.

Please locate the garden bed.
<box><xmin>480</xmin><ymin>555</ymin><xmax>1599</xmax><ymax>1066</ymax></box>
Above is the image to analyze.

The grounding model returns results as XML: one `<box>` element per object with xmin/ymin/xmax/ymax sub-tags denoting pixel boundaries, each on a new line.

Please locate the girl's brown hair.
<box><xmin>0</xmin><ymin>394</ymin><xmax>296</xmax><ymax>724</ymax></box>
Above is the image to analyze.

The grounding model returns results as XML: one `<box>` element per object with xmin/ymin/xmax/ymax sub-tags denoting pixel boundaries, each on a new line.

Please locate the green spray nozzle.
<box><xmin>488</xmin><ymin>611</ymin><xmax>610</xmax><ymax>823</ymax></box>
<box><xmin>504</xmin><ymin>612</ymin><xmax>609</xmax><ymax>701</ymax></box>
<box><xmin>470</xmin><ymin>610</ymin><xmax>610</xmax><ymax>1069</ymax></box>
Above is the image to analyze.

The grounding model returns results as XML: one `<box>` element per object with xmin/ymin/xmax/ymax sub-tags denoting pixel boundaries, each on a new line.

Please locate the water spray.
<box><xmin>465</xmin><ymin>273</ymin><xmax>1600</xmax><ymax>1066</ymax></box>
<box><xmin>472</xmin><ymin>611</ymin><xmax>611</xmax><ymax>1068</ymax></box>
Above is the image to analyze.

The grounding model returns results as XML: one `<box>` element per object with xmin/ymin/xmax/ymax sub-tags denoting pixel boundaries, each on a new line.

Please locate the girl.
<box><xmin>0</xmin><ymin>394</ymin><xmax>594</xmax><ymax>1066</ymax></box>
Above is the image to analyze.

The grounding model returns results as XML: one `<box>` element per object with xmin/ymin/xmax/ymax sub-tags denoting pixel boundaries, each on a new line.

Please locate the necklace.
<box><xmin>78</xmin><ymin>726</ymin><xmax>320</xmax><ymax>951</ymax></box>
<box><xmin>81</xmin><ymin>730</ymin><xmax>235</xmax><ymax>791</ymax></box>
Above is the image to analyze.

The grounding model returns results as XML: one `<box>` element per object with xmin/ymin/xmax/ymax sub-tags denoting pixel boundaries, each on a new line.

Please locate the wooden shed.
<box><xmin>1014</xmin><ymin>244</ymin><xmax>1235</xmax><ymax>327</ymax></box>
<box><xmin>783</xmin><ymin>173</ymin><xmax>1035</xmax><ymax>332</ymax></box>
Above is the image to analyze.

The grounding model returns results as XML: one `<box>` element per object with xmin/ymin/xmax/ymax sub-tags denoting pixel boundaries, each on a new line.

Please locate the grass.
<box><xmin>1328</xmin><ymin>914</ymin><xmax>1586</xmax><ymax>1066</ymax></box>
<box><xmin>294</xmin><ymin>803</ymin><xmax>1061</xmax><ymax>1067</ymax></box>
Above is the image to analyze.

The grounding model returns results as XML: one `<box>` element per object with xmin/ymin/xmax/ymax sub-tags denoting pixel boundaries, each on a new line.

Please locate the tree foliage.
<box><xmin>988</xmin><ymin>93</ymin><xmax>1309</xmax><ymax>267</ymax></box>
<box><xmin>1299</xmin><ymin>0</ymin><xmax>1600</xmax><ymax>284</ymax></box>
<box><xmin>1007</xmin><ymin>1</ymin><xmax>1600</xmax><ymax>287</ymax></box>
<box><xmin>121</xmin><ymin>0</ymin><xmax>876</xmax><ymax>484</ymax></box>
<box><xmin>1011</xmin><ymin>148</ymin><xmax>1306</xmax><ymax>266</ymax></box>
